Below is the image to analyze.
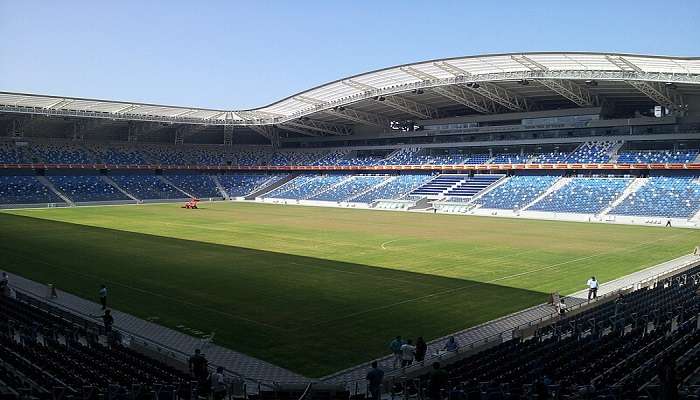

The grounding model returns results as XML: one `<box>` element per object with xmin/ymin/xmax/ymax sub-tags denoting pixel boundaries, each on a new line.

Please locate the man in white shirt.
<box><xmin>400</xmin><ymin>339</ymin><xmax>416</xmax><ymax>368</ymax></box>
<box><xmin>209</xmin><ymin>366</ymin><xmax>228</xmax><ymax>400</ymax></box>
<box><xmin>587</xmin><ymin>276</ymin><xmax>598</xmax><ymax>300</ymax></box>
<box><xmin>557</xmin><ymin>299</ymin><xmax>568</xmax><ymax>316</ymax></box>
<box><xmin>99</xmin><ymin>285</ymin><xmax>108</xmax><ymax>310</ymax></box>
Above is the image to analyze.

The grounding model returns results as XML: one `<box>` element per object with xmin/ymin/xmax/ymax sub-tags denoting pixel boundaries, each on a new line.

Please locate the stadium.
<box><xmin>3</xmin><ymin>37</ymin><xmax>700</xmax><ymax>400</ymax></box>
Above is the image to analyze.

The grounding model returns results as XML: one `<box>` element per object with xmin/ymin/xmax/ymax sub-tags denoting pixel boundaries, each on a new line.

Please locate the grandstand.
<box><xmin>2</xmin><ymin>51</ymin><xmax>700</xmax><ymax>398</ymax></box>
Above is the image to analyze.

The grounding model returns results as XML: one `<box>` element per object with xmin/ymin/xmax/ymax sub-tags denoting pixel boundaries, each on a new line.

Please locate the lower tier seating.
<box><xmin>611</xmin><ymin>176</ymin><xmax>700</xmax><ymax>218</ymax></box>
<box><xmin>164</xmin><ymin>175</ymin><xmax>221</xmax><ymax>198</ymax></box>
<box><xmin>0</xmin><ymin>176</ymin><xmax>62</xmax><ymax>204</ymax></box>
<box><xmin>109</xmin><ymin>175</ymin><xmax>185</xmax><ymax>200</ymax></box>
<box><xmin>217</xmin><ymin>173</ymin><xmax>284</xmax><ymax>197</ymax></box>
<box><xmin>47</xmin><ymin>175</ymin><xmax>128</xmax><ymax>202</ymax></box>
<box><xmin>529</xmin><ymin>177</ymin><xmax>631</xmax><ymax>214</ymax></box>
<box><xmin>476</xmin><ymin>175</ymin><xmax>560</xmax><ymax>210</ymax></box>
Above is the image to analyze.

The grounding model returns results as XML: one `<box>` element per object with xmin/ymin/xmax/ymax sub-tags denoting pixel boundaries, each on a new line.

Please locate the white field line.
<box><xmin>305</xmin><ymin>231</ymin><xmax>693</xmax><ymax>327</ymax></box>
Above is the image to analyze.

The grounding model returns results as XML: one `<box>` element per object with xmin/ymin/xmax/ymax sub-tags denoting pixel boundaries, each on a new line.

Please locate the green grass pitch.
<box><xmin>1</xmin><ymin>202</ymin><xmax>699</xmax><ymax>377</ymax></box>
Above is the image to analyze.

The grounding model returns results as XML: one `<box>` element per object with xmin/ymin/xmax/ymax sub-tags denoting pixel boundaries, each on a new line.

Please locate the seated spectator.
<box><xmin>443</xmin><ymin>336</ymin><xmax>458</xmax><ymax>352</ymax></box>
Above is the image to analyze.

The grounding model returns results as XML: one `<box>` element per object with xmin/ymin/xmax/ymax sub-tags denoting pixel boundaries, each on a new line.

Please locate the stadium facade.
<box><xmin>1</xmin><ymin>52</ymin><xmax>700</xmax><ymax>226</ymax></box>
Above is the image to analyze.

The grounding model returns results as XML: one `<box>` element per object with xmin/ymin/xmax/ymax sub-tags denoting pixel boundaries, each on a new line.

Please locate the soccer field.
<box><xmin>1</xmin><ymin>202</ymin><xmax>698</xmax><ymax>377</ymax></box>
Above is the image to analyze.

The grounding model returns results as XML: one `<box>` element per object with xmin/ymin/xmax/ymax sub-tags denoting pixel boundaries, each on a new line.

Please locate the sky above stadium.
<box><xmin>1</xmin><ymin>0</ymin><xmax>698</xmax><ymax>110</ymax></box>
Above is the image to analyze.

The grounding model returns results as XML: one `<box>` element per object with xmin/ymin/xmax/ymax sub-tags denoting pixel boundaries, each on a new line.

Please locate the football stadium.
<box><xmin>2</xmin><ymin>4</ymin><xmax>700</xmax><ymax>399</ymax></box>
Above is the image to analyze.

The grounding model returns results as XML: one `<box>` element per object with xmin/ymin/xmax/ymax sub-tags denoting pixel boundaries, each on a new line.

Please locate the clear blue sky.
<box><xmin>1</xmin><ymin>0</ymin><xmax>698</xmax><ymax>110</ymax></box>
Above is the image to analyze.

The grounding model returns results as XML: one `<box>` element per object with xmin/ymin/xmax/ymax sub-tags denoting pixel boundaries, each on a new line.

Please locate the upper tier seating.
<box><xmin>87</xmin><ymin>144</ymin><xmax>149</xmax><ymax>165</ymax></box>
<box><xmin>476</xmin><ymin>175</ymin><xmax>560</xmax><ymax>210</ymax></box>
<box><xmin>109</xmin><ymin>175</ymin><xmax>184</xmax><ymax>200</ymax></box>
<box><xmin>529</xmin><ymin>177</ymin><xmax>631</xmax><ymax>214</ymax></box>
<box><xmin>0</xmin><ymin>176</ymin><xmax>61</xmax><ymax>204</ymax></box>
<box><xmin>528</xmin><ymin>151</ymin><xmax>570</xmax><ymax>164</ymax></box>
<box><xmin>610</xmin><ymin>176</ymin><xmax>700</xmax><ymax>218</ymax></box>
<box><xmin>217</xmin><ymin>174</ymin><xmax>284</xmax><ymax>197</ymax></box>
<box><xmin>351</xmin><ymin>174</ymin><xmax>434</xmax><ymax>203</ymax></box>
<box><xmin>31</xmin><ymin>143</ymin><xmax>97</xmax><ymax>165</ymax></box>
<box><xmin>47</xmin><ymin>175</ymin><xmax>128</xmax><ymax>202</ymax></box>
<box><xmin>309</xmin><ymin>175</ymin><xmax>388</xmax><ymax>201</ymax></box>
<box><xmin>564</xmin><ymin>141</ymin><xmax>616</xmax><ymax>163</ymax></box>
<box><xmin>268</xmin><ymin>151</ymin><xmax>323</xmax><ymax>166</ymax></box>
<box><xmin>616</xmin><ymin>150</ymin><xmax>699</xmax><ymax>164</ymax></box>
<box><xmin>164</xmin><ymin>175</ymin><xmax>221</xmax><ymax>198</ymax></box>
<box><xmin>489</xmin><ymin>153</ymin><xmax>529</xmax><ymax>164</ymax></box>
<box><xmin>463</xmin><ymin>154</ymin><xmax>491</xmax><ymax>164</ymax></box>
<box><xmin>0</xmin><ymin>142</ymin><xmax>23</xmax><ymax>163</ymax></box>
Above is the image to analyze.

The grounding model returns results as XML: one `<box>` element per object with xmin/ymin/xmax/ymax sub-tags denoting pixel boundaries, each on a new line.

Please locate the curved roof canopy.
<box><xmin>1</xmin><ymin>52</ymin><xmax>699</xmax><ymax>134</ymax></box>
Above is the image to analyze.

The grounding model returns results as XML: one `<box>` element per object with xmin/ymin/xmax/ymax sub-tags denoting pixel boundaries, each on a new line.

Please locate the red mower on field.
<box><xmin>182</xmin><ymin>198</ymin><xmax>200</xmax><ymax>209</ymax></box>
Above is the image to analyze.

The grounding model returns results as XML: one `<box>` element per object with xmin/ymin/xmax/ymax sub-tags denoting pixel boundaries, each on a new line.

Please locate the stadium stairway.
<box><xmin>245</xmin><ymin>174</ymin><xmax>297</xmax><ymax>200</ymax></box>
<box><xmin>599</xmin><ymin>177</ymin><xmax>649</xmax><ymax>216</ymax></box>
<box><xmin>519</xmin><ymin>176</ymin><xmax>568</xmax><ymax>211</ymax></box>
<box><xmin>157</xmin><ymin>176</ymin><xmax>193</xmax><ymax>198</ymax></box>
<box><xmin>102</xmin><ymin>175</ymin><xmax>140</xmax><ymax>202</ymax></box>
<box><xmin>211</xmin><ymin>175</ymin><xmax>229</xmax><ymax>199</ymax></box>
<box><xmin>443</xmin><ymin>174</ymin><xmax>504</xmax><ymax>198</ymax></box>
<box><xmin>35</xmin><ymin>176</ymin><xmax>73</xmax><ymax>206</ymax></box>
<box><xmin>410</xmin><ymin>174</ymin><xmax>467</xmax><ymax>197</ymax></box>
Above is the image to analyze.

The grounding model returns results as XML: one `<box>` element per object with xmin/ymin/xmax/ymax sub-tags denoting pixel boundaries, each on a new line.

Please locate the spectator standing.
<box><xmin>99</xmin><ymin>284</ymin><xmax>108</xmax><ymax>310</ymax></box>
<box><xmin>389</xmin><ymin>336</ymin><xmax>404</xmax><ymax>368</ymax></box>
<box><xmin>189</xmin><ymin>349</ymin><xmax>209</xmax><ymax>389</ymax></box>
<box><xmin>415</xmin><ymin>337</ymin><xmax>427</xmax><ymax>363</ymax></box>
<box><xmin>400</xmin><ymin>339</ymin><xmax>416</xmax><ymax>367</ymax></box>
<box><xmin>427</xmin><ymin>362</ymin><xmax>448</xmax><ymax>400</ymax></box>
<box><xmin>586</xmin><ymin>276</ymin><xmax>599</xmax><ymax>300</ymax></box>
<box><xmin>209</xmin><ymin>366</ymin><xmax>228</xmax><ymax>400</ymax></box>
<box><xmin>443</xmin><ymin>336</ymin><xmax>459</xmax><ymax>352</ymax></box>
<box><xmin>365</xmin><ymin>361</ymin><xmax>384</xmax><ymax>400</ymax></box>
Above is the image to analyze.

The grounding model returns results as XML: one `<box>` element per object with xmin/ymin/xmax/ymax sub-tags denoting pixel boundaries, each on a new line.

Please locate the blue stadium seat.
<box><xmin>529</xmin><ymin>177</ymin><xmax>631</xmax><ymax>214</ymax></box>
<box><xmin>610</xmin><ymin>176</ymin><xmax>700</xmax><ymax>218</ymax></box>
<box><xmin>47</xmin><ymin>175</ymin><xmax>128</xmax><ymax>202</ymax></box>
<box><xmin>0</xmin><ymin>175</ymin><xmax>62</xmax><ymax>204</ymax></box>
<box><xmin>476</xmin><ymin>175</ymin><xmax>560</xmax><ymax>209</ymax></box>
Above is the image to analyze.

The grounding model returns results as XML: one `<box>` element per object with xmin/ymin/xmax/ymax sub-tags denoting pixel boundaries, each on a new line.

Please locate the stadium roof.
<box><xmin>1</xmin><ymin>52</ymin><xmax>700</xmax><ymax>137</ymax></box>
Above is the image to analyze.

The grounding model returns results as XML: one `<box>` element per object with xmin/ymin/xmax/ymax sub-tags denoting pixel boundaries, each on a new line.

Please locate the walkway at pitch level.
<box><xmin>5</xmin><ymin>273</ymin><xmax>308</xmax><ymax>385</ymax></box>
<box><xmin>321</xmin><ymin>254</ymin><xmax>700</xmax><ymax>387</ymax></box>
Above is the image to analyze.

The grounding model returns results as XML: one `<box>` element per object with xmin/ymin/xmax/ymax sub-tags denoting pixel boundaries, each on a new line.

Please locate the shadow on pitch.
<box><xmin>0</xmin><ymin>212</ymin><xmax>549</xmax><ymax>377</ymax></box>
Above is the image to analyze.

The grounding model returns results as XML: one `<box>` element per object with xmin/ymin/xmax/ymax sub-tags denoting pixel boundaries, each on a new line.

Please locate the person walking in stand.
<box><xmin>366</xmin><ymin>361</ymin><xmax>384</xmax><ymax>400</ymax></box>
<box><xmin>389</xmin><ymin>336</ymin><xmax>404</xmax><ymax>368</ymax></box>
<box><xmin>587</xmin><ymin>276</ymin><xmax>599</xmax><ymax>300</ymax></box>
<box><xmin>400</xmin><ymin>339</ymin><xmax>416</xmax><ymax>368</ymax></box>
<box><xmin>209</xmin><ymin>366</ymin><xmax>228</xmax><ymax>400</ymax></box>
<box><xmin>415</xmin><ymin>336</ymin><xmax>427</xmax><ymax>363</ymax></box>
<box><xmin>189</xmin><ymin>349</ymin><xmax>209</xmax><ymax>394</ymax></box>
<box><xmin>99</xmin><ymin>284</ymin><xmax>108</xmax><ymax>310</ymax></box>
